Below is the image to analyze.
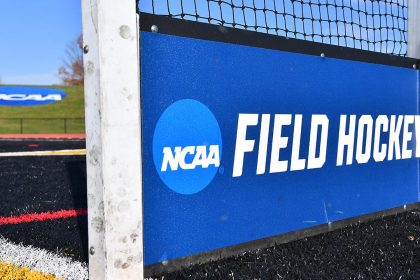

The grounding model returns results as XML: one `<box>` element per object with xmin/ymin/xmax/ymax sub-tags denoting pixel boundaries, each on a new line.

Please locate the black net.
<box><xmin>138</xmin><ymin>0</ymin><xmax>408</xmax><ymax>56</ymax></box>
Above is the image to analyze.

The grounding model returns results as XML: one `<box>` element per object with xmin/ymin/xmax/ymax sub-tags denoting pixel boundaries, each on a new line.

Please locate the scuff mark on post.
<box><xmin>91</xmin><ymin>216</ymin><xmax>104</xmax><ymax>233</ymax></box>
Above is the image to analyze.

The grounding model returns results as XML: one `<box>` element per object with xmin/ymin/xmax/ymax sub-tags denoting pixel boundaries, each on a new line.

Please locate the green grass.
<box><xmin>0</xmin><ymin>85</ymin><xmax>85</xmax><ymax>134</ymax></box>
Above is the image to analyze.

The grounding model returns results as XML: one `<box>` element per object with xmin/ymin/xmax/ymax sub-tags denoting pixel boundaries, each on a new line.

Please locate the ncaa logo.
<box><xmin>153</xmin><ymin>99</ymin><xmax>222</xmax><ymax>194</ymax></box>
<box><xmin>0</xmin><ymin>86</ymin><xmax>66</xmax><ymax>106</ymax></box>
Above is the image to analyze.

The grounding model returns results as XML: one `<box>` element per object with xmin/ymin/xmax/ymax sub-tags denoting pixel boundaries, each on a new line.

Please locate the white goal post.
<box><xmin>408</xmin><ymin>0</ymin><xmax>420</xmax><ymax>59</ymax></box>
<box><xmin>79</xmin><ymin>0</ymin><xmax>419</xmax><ymax>279</ymax></box>
<box><xmin>81</xmin><ymin>0</ymin><xmax>143</xmax><ymax>279</ymax></box>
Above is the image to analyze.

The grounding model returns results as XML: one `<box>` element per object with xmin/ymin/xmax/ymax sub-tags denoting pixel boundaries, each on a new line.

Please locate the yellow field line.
<box><xmin>0</xmin><ymin>260</ymin><xmax>61</xmax><ymax>280</ymax></box>
<box><xmin>0</xmin><ymin>237</ymin><xmax>88</xmax><ymax>279</ymax></box>
<box><xmin>0</xmin><ymin>149</ymin><xmax>86</xmax><ymax>157</ymax></box>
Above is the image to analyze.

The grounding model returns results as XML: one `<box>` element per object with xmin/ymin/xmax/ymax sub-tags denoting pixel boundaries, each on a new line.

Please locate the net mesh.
<box><xmin>138</xmin><ymin>0</ymin><xmax>408</xmax><ymax>57</ymax></box>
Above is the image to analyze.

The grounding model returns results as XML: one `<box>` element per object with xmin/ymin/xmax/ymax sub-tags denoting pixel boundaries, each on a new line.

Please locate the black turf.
<box><xmin>152</xmin><ymin>210</ymin><xmax>420</xmax><ymax>279</ymax></box>
<box><xmin>0</xmin><ymin>217</ymin><xmax>88</xmax><ymax>263</ymax></box>
<box><xmin>0</xmin><ymin>155</ymin><xmax>87</xmax><ymax>215</ymax></box>
<box><xmin>0</xmin><ymin>139</ymin><xmax>85</xmax><ymax>153</ymax></box>
<box><xmin>1</xmin><ymin>140</ymin><xmax>420</xmax><ymax>279</ymax></box>
<box><xmin>0</xmin><ymin>140</ymin><xmax>88</xmax><ymax>262</ymax></box>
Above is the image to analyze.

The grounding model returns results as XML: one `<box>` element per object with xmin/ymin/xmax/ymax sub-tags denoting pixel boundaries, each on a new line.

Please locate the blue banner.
<box><xmin>141</xmin><ymin>31</ymin><xmax>419</xmax><ymax>265</ymax></box>
<box><xmin>0</xmin><ymin>87</ymin><xmax>66</xmax><ymax>106</ymax></box>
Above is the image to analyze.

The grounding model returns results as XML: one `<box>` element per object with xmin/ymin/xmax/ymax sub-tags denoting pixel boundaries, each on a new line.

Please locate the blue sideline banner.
<box><xmin>0</xmin><ymin>87</ymin><xmax>66</xmax><ymax>106</ymax></box>
<box><xmin>141</xmin><ymin>31</ymin><xmax>419</xmax><ymax>265</ymax></box>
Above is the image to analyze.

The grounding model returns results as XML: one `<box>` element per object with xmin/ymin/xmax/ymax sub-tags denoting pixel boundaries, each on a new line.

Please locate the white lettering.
<box><xmin>307</xmin><ymin>115</ymin><xmax>329</xmax><ymax>169</ymax></box>
<box><xmin>388</xmin><ymin>115</ymin><xmax>403</xmax><ymax>161</ymax></box>
<box><xmin>337</xmin><ymin>115</ymin><xmax>356</xmax><ymax>166</ymax></box>
<box><xmin>290</xmin><ymin>115</ymin><xmax>306</xmax><ymax>171</ymax></box>
<box><xmin>161</xmin><ymin>145</ymin><xmax>220</xmax><ymax>171</ymax></box>
<box><xmin>355</xmin><ymin>115</ymin><xmax>373</xmax><ymax>164</ymax></box>
<box><xmin>401</xmin><ymin>115</ymin><xmax>414</xmax><ymax>159</ymax></box>
<box><xmin>0</xmin><ymin>94</ymin><xmax>62</xmax><ymax>102</ymax></box>
<box><xmin>232</xmin><ymin>114</ymin><xmax>259</xmax><ymax>177</ymax></box>
<box><xmin>270</xmin><ymin>114</ymin><xmax>292</xmax><ymax>173</ymax></box>
<box><xmin>256</xmin><ymin>114</ymin><xmax>270</xmax><ymax>175</ymax></box>
<box><xmin>415</xmin><ymin>116</ymin><xmax>420</xmax><ymax>158</ymax></box>
<box><xmin>373</xmin><ymin>115</ymin><xmax>388</xmax><ymax>162</ymax></box>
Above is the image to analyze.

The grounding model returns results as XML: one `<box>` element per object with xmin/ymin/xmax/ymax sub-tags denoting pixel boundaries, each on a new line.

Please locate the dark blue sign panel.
<box><xmin>141</xmin><ymin>31</ymin><xmax>419</xmax><ymax>265</ymax></box>
<box><xmin>0</xmin><ymin>87</ymin><xmax>66</xmax><ymax>106</ymax></box>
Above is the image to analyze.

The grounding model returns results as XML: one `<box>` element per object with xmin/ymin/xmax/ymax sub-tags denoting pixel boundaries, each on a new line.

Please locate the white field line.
<box><xmin>0</xmin><ymin>236</ymin><xmax>88</xmax><ymax>280</ymax></box>
<box><xmin>0</xmin><ymin>149</ymin><xmax>86</xmax><ymax>157</ymax></box>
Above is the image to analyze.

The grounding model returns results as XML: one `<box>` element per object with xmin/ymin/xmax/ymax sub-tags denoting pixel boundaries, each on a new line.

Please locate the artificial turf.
<box><xmin>1</xmin><ymin>140</ymin><xmax>420</xmax><ymax>279</ymax></box>
<box><xmin>150</xmin><ymin>209</ymin><xmax>420</xmax><ymax>279</ymax></box>
<box><xmin>0</xmin><ymin>140</ymin><xmax>87</xmax><ymax>262</ymax></box>
<box><xmin>0</xmin><ymin>260</ymin><xmax>58</xmax><ymax>280</ymax></box>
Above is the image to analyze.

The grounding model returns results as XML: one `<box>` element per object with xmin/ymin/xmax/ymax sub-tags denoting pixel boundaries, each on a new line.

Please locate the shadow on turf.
<box><xmin>66</xmin><ymin>159</ymin><xmax>89</xmax><ymax>263</ymax></box>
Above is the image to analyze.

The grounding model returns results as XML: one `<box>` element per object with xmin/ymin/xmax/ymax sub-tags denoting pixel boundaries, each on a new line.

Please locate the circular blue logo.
<box><xmin>153</xmin><ymin>99</ymin><xmax>222</xmax><ymax>195</ymax></box>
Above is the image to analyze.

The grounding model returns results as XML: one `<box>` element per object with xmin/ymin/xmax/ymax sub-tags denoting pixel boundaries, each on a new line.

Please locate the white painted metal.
<box><xmin>408</xmin><ymin>0</ymin><xmax>420</xmax><ymax>59</ymax></box>
<box><xmin>81</xmin><ymin>0</ymin><xmax>143</xmax><ymax>279</ymax></box>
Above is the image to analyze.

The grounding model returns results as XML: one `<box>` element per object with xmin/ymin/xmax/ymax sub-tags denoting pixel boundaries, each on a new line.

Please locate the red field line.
<box><xmin>0</xmin><ymin>209</ymin><xmax>87</xmax><ymax>225</ymax></box>
<box><xmin>0</xmin><ymin>134</ymin><xmax>86</xmax><ymax>139</ymax></box>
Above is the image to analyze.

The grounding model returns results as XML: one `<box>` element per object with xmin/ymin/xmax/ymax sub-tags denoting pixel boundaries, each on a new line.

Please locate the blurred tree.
<box><xmin>58</xmin><ymin>34</ymin><xmax>84</xmax><ymax>85</ymax></box>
